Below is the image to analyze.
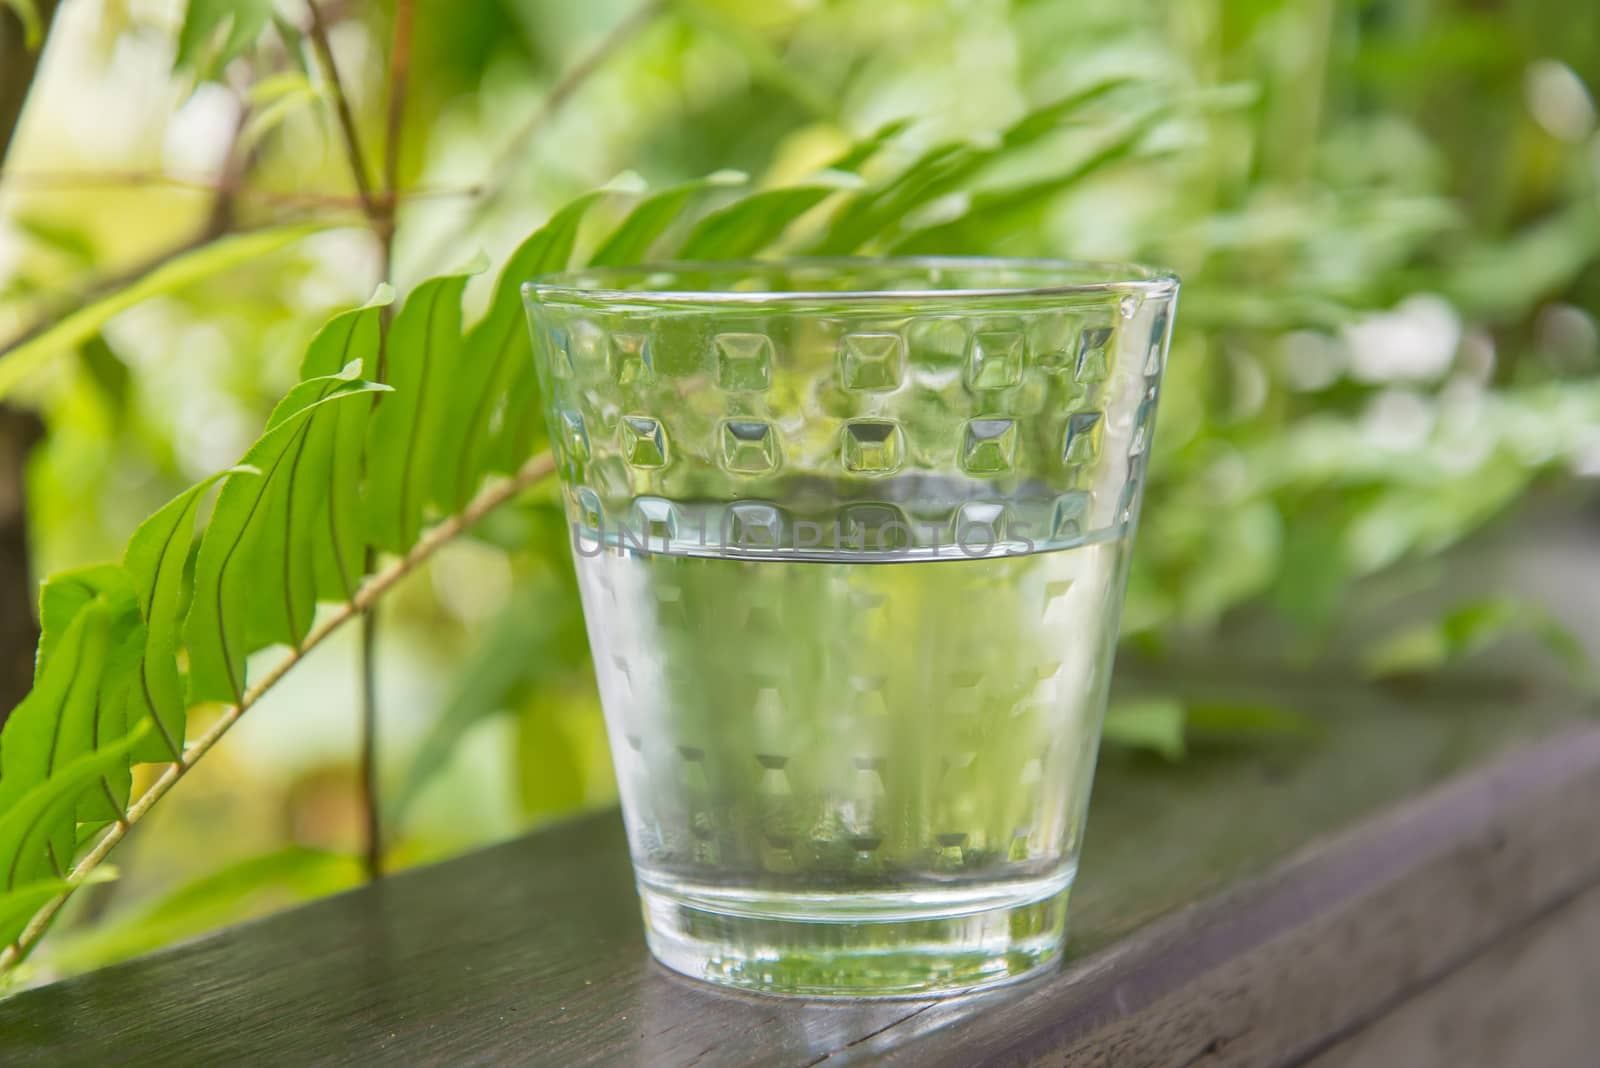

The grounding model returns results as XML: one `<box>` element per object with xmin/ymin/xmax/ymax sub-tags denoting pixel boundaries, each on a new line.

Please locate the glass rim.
<box><xmin>524</xmin><ymin>255</ymin><xmax>1179</xmax><ymax>308</ymax></box>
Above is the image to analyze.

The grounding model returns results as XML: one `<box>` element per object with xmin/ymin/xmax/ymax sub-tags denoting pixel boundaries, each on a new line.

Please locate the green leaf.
<box><xmin>185</xmin><ymin>375</ymin><xmax>389</xmax><ymax>705</ymax></box>
<box><xmin>1270</xmin><ymin>517</ymin><xmax>1349</xmax><ymax>631</ymax></box>
<box><xmin>2</xmin><ymin>570</ymin><xmax>146</xmax><ymax>856</ymax></box>
<box><xmin>13</xmin><ymin>214</ymin><xmax>97</xmax><ymax>266</ymax></box>
<box><xmin>1102</xmin><ymin>696</ymin><xmax>1187</xmax><ymax>761</ymax></box>
<box><xmin>436</xmin><ymin>187</ymin><xmax>625</xmax><ymax>511</ymax></box>
<box><xmin>239</xmin><ymin>72</ymin><xmax>325</xmax><ymax>155</ymax></box>
<box><xmin>48</xmin><ymin>848</ymin><xmax>359</xmax><ymax>972</ymax></box>
<box><xmin>0</xmin><ymin>870</ymin><xmax>118</xmax><ymax>950</ymax></box>
<box><xmin>810</xmin><ymin>78</ymin><xmax>1134</xmax><ymax>254</ymax></box>
<box><xmin>3</xmin><ymin>0</ymin><xmax>42</xmax><ymax>50</ymax></box>
<box><xmin>0</xmin><ymin>225</ymin><xmax>322</xmax><ymax>401</ymax></box>
<box><xmin>173</xmin><ymin>0</ymin><xmax>275</xmax><ymax>84</ymax></box>
<box><xmin>298</xmin><ymin>288</ymin><xmax>391</xmax><ymax>599</ymax></box>
<box><xmin>589</xmin><ymin>170</ymin><xmax>748</xmax><ymax>267</ymax></box>
<box><xmin>367</xmin><ymin>267</ymin><xmax>478</xmax><ymax>551</ymax></box>
<box><xmin>122</xmin><ymin>471</ymin><xmax>240</xmax><ymax>763</ymax></box>
<box><xmin>1365</xmin><ymin>597</ymin><xmax>1592</xmax><ymax>685</ymax></box>
<box><xmin>0</xmin><ymin>726</ymin><xmax>148</xmax><ymax>895</ymax></box>
<box><xmin>826</xmin><ymin>118</ymin><xmax>912</xmax><ymax>174</ymax></box>
<box><xmin>1185</xmin><ymin>702</ymin><xmax>1317</xmax><ymax>739</ymax></box>
<box><xmin>674</xmin><ymin>174</ymin><xmax>862</xmax><ymax>260</ymax></box>
<box><xmin>76</xmin><ymin>336</ymin><xmax>132</xmax><ymax>419</ymax></box>
<box><xmin>890</xmin><ymin>110</ymin><xmax>1166</xmax><ymax>253</ymax></box>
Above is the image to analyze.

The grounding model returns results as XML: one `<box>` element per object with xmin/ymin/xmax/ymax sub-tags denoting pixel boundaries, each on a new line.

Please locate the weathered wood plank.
<box><xmin>1305</xmin><ymin>881</ymin><xmax>1600</xmax><ymax>1068</ymax></box>
<box><xmin>0</xmin><ymin>683</ymin><xmax>1590</xmax><ymax>1067</ymax></box>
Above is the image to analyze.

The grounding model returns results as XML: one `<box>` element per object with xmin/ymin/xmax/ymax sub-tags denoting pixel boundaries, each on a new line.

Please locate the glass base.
<box><xmin>638</xmin><ymin>877</ymin><xmax>1071</xmax><ymax>998</ymax></box>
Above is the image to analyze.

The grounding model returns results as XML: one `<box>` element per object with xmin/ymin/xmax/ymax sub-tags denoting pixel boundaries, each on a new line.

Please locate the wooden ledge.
<box><xmin>2</xmin><ymin>687</ymin><xmax>1596</xmax><ymax>1066</ymax></box>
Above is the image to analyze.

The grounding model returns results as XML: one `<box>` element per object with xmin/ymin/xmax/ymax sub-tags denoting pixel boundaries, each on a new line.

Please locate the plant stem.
<box><xmin>0</xmin><ymin>452</ymin><xmax>558</xmax><ymax>972</ymax></box>
<box><xmin>349</xmin><ymin>0</ymin><xmax>414</xmax><ymax>883</ymax></box>
<box><xmin>358</xmin><ymin>608</ymin><xmax>382</xmax><ymax>880</ymax></box>
<box><xmin>306</xmin><ymin>0</ymin><xmax>377</xmax><ymax>219</ymax></box>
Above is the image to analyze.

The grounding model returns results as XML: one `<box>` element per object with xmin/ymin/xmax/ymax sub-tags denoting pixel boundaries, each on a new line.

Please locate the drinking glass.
<box><xmin>523</xmin><ymin>258</ymin><xmax>1177</xmax><ymax>997</ymax></box>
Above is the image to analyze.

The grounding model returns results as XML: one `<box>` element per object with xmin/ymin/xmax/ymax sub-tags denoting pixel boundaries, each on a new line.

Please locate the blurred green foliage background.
<box><xmin>0</xmin><ymin>0</ymin><xmax>1597</xmax><ymax>977</ymax></box>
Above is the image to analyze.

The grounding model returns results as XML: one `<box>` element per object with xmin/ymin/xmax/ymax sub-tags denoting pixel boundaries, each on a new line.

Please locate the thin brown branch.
<box><xmin>381</xmin><ymin>0</ymin><xmax>413</xmax><ymax>228</ymax></box>
<box><xmin>0</xmin><ymin>451</ymin><xmax>558</xmax><ymax>971</ymax></box>
<box><xmin>306</xmin><ymin>0</ymin><xmax>377</xmax><ymax>219</ymax></box>
<box><xmin>349</xmin><ymin>0</ymin><xmax>415</xmax><ymax>884</ymax></box>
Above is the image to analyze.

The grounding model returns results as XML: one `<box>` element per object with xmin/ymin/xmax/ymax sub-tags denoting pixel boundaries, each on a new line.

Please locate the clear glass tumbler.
<box><xmin>524</xmin><ymin>258</ymin><xmax>1177</xmax><ymax>997</ymax></box>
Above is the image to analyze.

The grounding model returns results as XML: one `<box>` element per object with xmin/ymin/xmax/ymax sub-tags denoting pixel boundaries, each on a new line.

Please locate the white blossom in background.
<box><xmin>1361</xmin><ymin>387</ymin><xmax>1435</xmax><ymax>452</ymax></box>
<box><xmin>1524</xmin><ymin>59</ymin><xmax>1596</xmax><ymax>143</ymax></box>
<box><xmin>1575</xmin><ymin>434</ymin><xmax>1600</xmax><ymax>479</ymax></box>
<box><xmin>162</xmin><ymin>83</ymin><xmax>241</xmax><ymax>176</ymax></box>
<box><xmin>1535</xmin><ymin>302</ymin><xmax>1599</xmax><ymax>370</ymax></box>
<box><xmin>1342</xmin><ymin>293</ymin><xmax>1462</xmax><ymax>384</ymax></box>
<box><xmin>1280</xmin><ymin>329</ymin><xmax>1345</xmax><ymax>391</ymax></box>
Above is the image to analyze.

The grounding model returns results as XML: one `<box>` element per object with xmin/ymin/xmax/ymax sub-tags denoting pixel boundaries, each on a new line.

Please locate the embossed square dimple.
<box><xmin>573</xmin><ymin>485</ymin><xmax>603</xmax><ymax>532</ymax></box>
<box><xmin>953</xmin><ymin>501</ymin><xmax>1007</xmax><ymax>549</ymax></box>
<box><xmin>1062</xmin><ymin>411</ymin><xmax>1103</xmax><ymax>464</ymax></box>
<box><xmin>546</xmin><ymin>328</ymin><xmax>575</xmax><ymax>378</ymax></box>
<box><xmin>840</xmin><ymin>420</ymin><xmax>904</xmax><ymax>475</ymax></box>
<box><xmin>714</xmin><ymin>332</ymin><xmax>773</xmax><ymax>391</ymax></box>
<box><xmin>621</xmin><ymin>415</ymin><xmax>669</xmax><ymax>468</ymax></box>
<box><xmin>632</xmin><ymin>497</ymin><xmax>678</xmax><ymax>542</ymax></box>
<box><xmin>557</xmin><ymin>409</ymin><xmax>590</xmax><ymax>463</ymax></box>
<box><xmin>610</xmin><ymin>332</ymin><xmax>652</xmax><ymax>385</ymax></box>
<box><xmin>844</xmin><ymin>503</ymin><xmax>913</xmax><ymax>552</ymax></box>
<box><xmin>726</xmin><ymin>501</ymin><xmax>784</xmax><ymax>551</ymax></box>
<box><xmin>1144</xmin><ymin>309</ymin><xmax>1170</xmax><ymax>375</ymax></box>
<box><xmin>1130</xmin><ymin>398</ymin><xmax>1156</xmax><ymax>457</ymax></box>
<box><xmin>720</xmin><ymin>419</ymin><xmax>780</xmax><ymax>473</ymax></box>
<box><xmin>967</xmin><ymin>331</ymin><xmax>1023</xmax><ymax>391</ymax></box>
<box><xmin>840</xmin><ymin>503</ymin><xmax>912</xmax><ymax>552</ymax></box>
<box><xmin>839</xmin><ymin>332</ymin><xmax>905</xmax><ymax>392</ymax></box>
<box><xmin>1051</xmin><ymin>490</ymin><xmax>1091</xmax><ymax>540</ymax></box>
<box><xmin>1075</xmin><ymin>325</ymin><xmax>1113</xmax><ymax>383</ymax></box>
<box><xmin>961</xmin><ymin>418</ymin><xmax>1017</xmax><ymax>474</ymax></box>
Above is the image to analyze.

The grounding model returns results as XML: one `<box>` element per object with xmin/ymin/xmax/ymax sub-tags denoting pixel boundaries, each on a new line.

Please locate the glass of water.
<box><xmin>524</xmin><ymin>258</ymin><xmax>1177</xmax><ymax>997</ymax></box>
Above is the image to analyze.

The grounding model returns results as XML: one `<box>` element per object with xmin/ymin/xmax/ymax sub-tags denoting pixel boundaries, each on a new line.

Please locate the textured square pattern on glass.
<box><xmin>621</xmin><ymin>415</ymin><xmax>669</xmax><ymax>468</ymax></box>
<box><xmin>966</xmin><ymin>330</ymin><xmax>1024</xmax><ymax>390</ymax></box>
<box><xmin>840</xmin><ymin>332</ymin><xmax>906</xmax><ymax>392</ymax></box>
<box><xmin>721</xmin><ymin>419</ymin><xmax>781</xmax><ymax>473</ymax></box>
<box><xmin>558</xmin><ymin>409</ymin><xmax>590</xmax><ymax>463</ymax></box>
<box><xmin>1075</xmin><ymin>325</ymin><xmax>1113</xmax><ymax>383</ymax></box>
<box><xmin>961</xmin><ymin>418</ymin><xmax>1018</xmax><ymax>474</ymax></box>
<box><xmin>841</xmin><ymin>419</ymin><xmax>905</xmax><ymax>474</ymax></box>
<box><xmin>715</xmin><ymin>332</ymin><xmax>774</xmax><ymax>391</ymax></box>
<box><xmin>611</xmin><ymin>332</ymin><xmax>653</xmax><ymax>385</ymax></box>
<box><xmin>1062</xmin><ymin>411</ymin><xmax>1103</xmax><ymax>464</ymax></box>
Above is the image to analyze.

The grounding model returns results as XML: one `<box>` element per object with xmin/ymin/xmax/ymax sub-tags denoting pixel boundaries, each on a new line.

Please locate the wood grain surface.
<box><xmin>1</xmin><ymin>683</ymin><xmax>1594</xmax><ymax>1067</ymax></box>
